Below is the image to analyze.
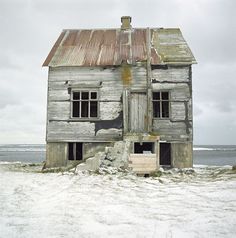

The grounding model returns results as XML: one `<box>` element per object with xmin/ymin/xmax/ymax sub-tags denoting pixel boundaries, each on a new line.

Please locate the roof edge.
<box><xmin>42</xmin><ymin>31</ymin><xmax>66</xmax><ymax>67</ymax></box>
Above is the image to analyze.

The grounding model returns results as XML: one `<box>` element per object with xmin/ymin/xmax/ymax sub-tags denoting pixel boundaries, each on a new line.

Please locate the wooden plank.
<box><xmin>129</xmin><ymin>164</ymin><xmax>157</xmax><ymax>169</ymax></box>
<box><xmin>152</xmin><ymin>66</ymin><xmax>189</xmax><ymax>82</ymax></box>
<box><xmin>129</xmin><ymin>154</ymin><xmax>156</xmax><ymax>160</ymax></box>
<box><xmin>129</xmin><ymin>153</ymin><xmax>157</xmax><ymax>174</ymax></box>
<box><xmin>48</xmin><ymin>101</ymin><xmax>70</xmax><ymax>120</ymax></box>
<box><xmin>100</xmin><ymin>102</ymin><xmax>122</xmax><ymax>120</ymax></box>
<box><xmin>171</xmin><ymin>102</ymin><xmax>186</xmax><ymax>120</ymax></box>
<box><xmin>129</xmin><ymin>92</ymin><xmax>147</xmax><ymax>132</ymax></box>
<box><xmin>123</xmin><ymin>89</ymin><xmax>129</xmax><ymax>133</ymax></box>
<box><xmin>131</xmin><ymin>168</ymin><xmax>157</xmax><ymax>172</ymax></box>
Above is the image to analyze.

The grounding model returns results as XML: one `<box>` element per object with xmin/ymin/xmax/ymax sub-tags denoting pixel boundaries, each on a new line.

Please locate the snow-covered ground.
<box><xmin>0</xmin><ymin>163</ymin><xmax>236</xmax><ymax>238</ymax></box>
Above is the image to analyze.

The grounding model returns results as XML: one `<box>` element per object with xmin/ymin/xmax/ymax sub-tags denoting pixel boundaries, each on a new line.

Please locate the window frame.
<box><xmin>152</xmin><ymin>91</ymin><xmax>170</xmax><ymax>119</ymax></box>
<box><xmin>70</xmin><ymin>89</ymin><xmax>100</xmax><ymax>120</ymax></box>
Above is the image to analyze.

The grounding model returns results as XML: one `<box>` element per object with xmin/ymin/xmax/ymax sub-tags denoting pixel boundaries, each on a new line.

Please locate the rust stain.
<box><xmin>121</xmin><ymin>63</ymin><xmax>132</xmax><ymax>86</ymax></box>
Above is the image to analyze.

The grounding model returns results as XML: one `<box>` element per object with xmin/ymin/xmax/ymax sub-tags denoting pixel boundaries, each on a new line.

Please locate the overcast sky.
<box><xmin>0</xmin><ymin>0</ymin><xmax>235</xmax><ymax>145</ymax></box>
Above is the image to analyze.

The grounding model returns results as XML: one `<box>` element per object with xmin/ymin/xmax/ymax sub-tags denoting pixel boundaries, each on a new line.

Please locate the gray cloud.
<box><xmin>0</xmin><ymin>0</ymin><xmax>235</xmax><ymax>144</ymax></box>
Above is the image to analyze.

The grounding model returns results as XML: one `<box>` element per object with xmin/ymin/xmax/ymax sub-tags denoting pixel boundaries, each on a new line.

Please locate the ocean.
<box><xmin>0</xmin><ymin>144</ymin><xmax>236</xmax><ymax>166</ymax></box>
<box><xmin>0</xmin><ymin>144</ymin><xmax>236</xmax><ymax>237</ymax></box>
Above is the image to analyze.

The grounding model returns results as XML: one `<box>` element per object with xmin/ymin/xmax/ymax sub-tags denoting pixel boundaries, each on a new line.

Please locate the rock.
<box><xmin>100</xmin><ymin>141</ymin><xmax>131</xmax><ymax>169</ymax></box>
<box><xmin>74</xmin><ymin>140</ymin><xmax>131</xmax><ymax>174</ymax></box>
<box><xmin>232</xmin><ymin>165</ymin><xmax>236</xmax><ymax>170</ymax></box>
<box><xmin>98</xmin><ymin>166</ymin><xmax>118</xmax><ymax>175</ymax></box>
<box><xmin>76</xmin><ymin>152</ymin><xmax>104</xmax><ymax>173</ymax></box>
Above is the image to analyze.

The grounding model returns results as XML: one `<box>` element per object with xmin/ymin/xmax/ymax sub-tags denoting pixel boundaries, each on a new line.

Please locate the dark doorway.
<box><xmin>134</xmin><ymin>142</ymin><xmax>154</xmax><ymax>154</ymax></box>
<box><xmin>160</xmin><ymin>143</ymin><xmax>171</xmax><ymax>165</ymax></box>
<box><xmin>68</xmin><ymin>142</ymin><xmax>83</xmax><ymax>161</ymax></box>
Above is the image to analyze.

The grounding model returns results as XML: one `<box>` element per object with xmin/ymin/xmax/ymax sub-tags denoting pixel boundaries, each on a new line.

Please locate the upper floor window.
<box><xmin>71</xmin><ymin>91</ymin><xmax>99</xmax><ymax>118</ymax></box>
<box><xmin>152</xmin><ymin>91</ymin><xmax>169</xmax><ymax>118</ymax></box>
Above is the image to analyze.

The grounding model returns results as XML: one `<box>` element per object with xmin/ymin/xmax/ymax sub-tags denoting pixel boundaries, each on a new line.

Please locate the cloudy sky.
<box><xmin>0</xmin><ymin>0</ymin><xmax>235</xmax><ymax>145</ymax></box>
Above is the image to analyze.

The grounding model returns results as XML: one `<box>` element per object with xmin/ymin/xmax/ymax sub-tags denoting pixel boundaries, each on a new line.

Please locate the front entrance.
<box><xmin>129</xmin><ymin>92</ymin><xmax>147</xmax><ymax>132</ymax></box>
<box><xmin>160</xmin><ymin>143</ymin><xmax>171</xmax><ymax>166</ymax></box>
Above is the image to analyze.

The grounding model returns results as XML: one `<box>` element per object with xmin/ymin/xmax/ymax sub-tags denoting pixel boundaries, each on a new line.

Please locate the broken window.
<box><xmin>71</xmin><ymin>91</ymin><xmax>98</xmax><ymax>118</ymax></box>
<box><xmin>68</xmin><ymin>142</ymin><xmax>83</xmax><ymax>160</ymax></box>
<box><xmin>134</xmin><ymin>142</ymin><xmax>154</xmax><ymax>154</ymax></box>
<box><xmin>152</xmin><ymin>91</ymin><xmax>169</xmax><ymax>118</ymax></box>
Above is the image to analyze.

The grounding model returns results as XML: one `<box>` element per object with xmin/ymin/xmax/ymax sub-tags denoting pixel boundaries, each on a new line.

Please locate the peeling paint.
<box><xmin>121</xmin><ymin>63</ymin><xmax>132</xmax><ymax>86</ymax></box>
<box><xmin>95</xmin><ymin>112</ymin><xmax>123</xmax><ymax>135</ymax></box>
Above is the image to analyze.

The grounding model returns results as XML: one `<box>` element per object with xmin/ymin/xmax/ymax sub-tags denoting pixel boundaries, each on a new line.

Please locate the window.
<box><xmin>134</xmin><ymin>142</ymin><xmax>154</xmax><ymax>154</ymax></box>
<box><xmin>152</xmin><ymin>91</ymin><xmax>169</xmax><ymax>118</ymax></box>
<box><xmin>68</xmin><ymin>142</ymin><xmax>83</xmax><ymax>160</ymax></box>
<box><xmin>71</xmin><ymin>91</ymin><xmax>98</xmax><ymax>118</ymax></box>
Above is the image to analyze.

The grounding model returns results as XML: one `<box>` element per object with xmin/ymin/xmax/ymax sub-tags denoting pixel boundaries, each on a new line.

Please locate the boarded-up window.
<box><xmin>152</xmin><ymin>92</ymin><xmax>169</xmax><ymax>118</ymax></box>
<box><xmin>72</xmin><ymin>91</ymin><xmax>98</xmax><ymax>118</ymax></box>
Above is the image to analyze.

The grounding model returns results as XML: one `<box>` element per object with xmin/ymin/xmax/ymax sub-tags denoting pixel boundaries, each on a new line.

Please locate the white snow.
<box><xmin>0</xmin><ymin>164</ymin><xmax>236</xmax><ymax>238</ymax></box>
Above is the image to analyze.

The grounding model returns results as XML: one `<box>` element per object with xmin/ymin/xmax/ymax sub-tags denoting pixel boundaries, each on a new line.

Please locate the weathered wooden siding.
<box><xmin>47</xmin><ymin>65</ymin><xmax>192</xmax><ymax>143</ymax></box>
<box><xmin>172</xmin><ymin>142</ymin><xmax>193</xmax><ymax>168</ymax></box>
<box><xmin>129</xmin><ymin>92</ymin><xmax>147</xmax><ymax>132</ymax></box>
<box><xmin>152</xmin><ymin>66</ymin><xmax>192</xmax><ymax>141</ymax></box>
<box><xmin>129</xmin><ymin>154</ymin><xmax>158</xmax><ymax>174</ymax></box>
<box><xmin>46</xmin><ymin>142</ymin><xmax>68</xmax><ymax>167</ymax></box>
<box><xmin>152</xmin><ymin>66</ymin><xmax>190</xmax><ymax>82</ymax></box>
<box><xmin>47</xmin><ymin>66</ymin><xmax>147</xmax><ymax>142</ymax></box>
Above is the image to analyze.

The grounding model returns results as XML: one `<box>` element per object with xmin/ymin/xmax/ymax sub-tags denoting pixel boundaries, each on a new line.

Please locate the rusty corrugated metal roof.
<box><xmin>43</xmin><ymin>28</ymin><xmax>196</xmax><ymax>67</ymax></box>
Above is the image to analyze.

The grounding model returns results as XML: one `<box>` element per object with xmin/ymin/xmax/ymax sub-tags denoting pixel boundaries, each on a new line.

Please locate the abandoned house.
<box><xmin>43</xmin><ymin>16</ymin><xmax>196</xmax><ymax>172</ymax></box>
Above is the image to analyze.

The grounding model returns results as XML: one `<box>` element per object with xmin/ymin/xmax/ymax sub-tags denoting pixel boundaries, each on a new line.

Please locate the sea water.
<box><xmin>0</xmin><ymin>144</ymin><xmax>236</xmax><ymax>237</ymax></box>
<box><xmin>1</xmin><ymin>144</ymin><xmax>236</xmax><ymax>165</ymax></box>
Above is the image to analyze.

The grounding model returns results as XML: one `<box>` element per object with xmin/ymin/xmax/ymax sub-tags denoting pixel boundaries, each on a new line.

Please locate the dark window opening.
<box><xmin>161</xmin><ymin>92</ymin><xmax>169</xmax><ymax>100</ymax></box>
<box><xmin>162</xmin><ymin>101</ymin><xmax>169</xmax><ymax>117</ymax></box>
<box><xmin>73</xmin><ymin>92</ymin><xmax>80</xmax><ymax>100</ymax></box>
<box><xmin>90</xmin><ymin>92</ymin><xmax>97</xmax><ymax>99</ymax></box>
<box><xmin>160</xmin><ymin>143</ymin><xmax>171</xmax><ymax>166</ymax></box>
<box><xmin>72</xmin><ymin>91</ymin><xmax>98</xmax><ymax>118</ymax></box>
<box><xmin>68</xmin><ymin>143</ymin><xmax>74</xmax><ymax>160</ymax></box>
<box><xmin>152</xmin><ymin>91</ymin><xmax>169</xmax><ymax>118</ymax></box>
<box><xmin>81</xmin><ymin>101</ymin><xmax>89</xmax><ymax>117</ymax></box>
<box><xmin>134</xmin><ymin>142</ymin><xmax>154</xmax><ymax>154</ymax></box>
<box><xmin>82</xmin><ymin>92</ymin><xmax>89</xmax><ymax>99</ymax></box>
<box><xmin>68</xmin><ymin>142</ymin><xmax>83</xmax><ymax>161</ymax></box>
<box><xmin>72</xmin><ymin>101</ymin><xmax>80</xmax><ymax>117</ymax></box>
<box><xmin>153</xmin><ymin>101</ymin><xmax>160</xmax><ymax>118</ymax></box>
<box><xmin>153</xmin><ymin>92</ymin><xmax>160</xmax><ymax>100</ymax></box>
<box><xmin>90</xmin><ymin>101</ymin><xmax>98</xmax><ymax>117</ymax></box>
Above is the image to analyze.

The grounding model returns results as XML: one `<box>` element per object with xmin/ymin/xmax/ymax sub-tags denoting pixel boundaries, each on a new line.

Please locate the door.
<box><xmin>160</xmin><ymin>143</ymin><xmax>171</xmax><ymax>166</ymax></box>
<box><xmin>129</xmin><ymin>92</ymin><xmax>147</xmax><ymax>132</ymax></box>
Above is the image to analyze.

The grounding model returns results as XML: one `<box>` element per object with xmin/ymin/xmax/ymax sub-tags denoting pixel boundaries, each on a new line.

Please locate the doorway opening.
<box><xmin>134</xmin><ymin>142</ymin><xmax>154</xmax><ymax>154</ymax></box>
<box><xmin>160</xmin><ymin>143</ymin><xmax>171</xmax><ymax>166</ymax></box>
<box><xmin>68</xmin><ymin>142</ymin><xmax>83</xmax><ymax>161</ymax></box>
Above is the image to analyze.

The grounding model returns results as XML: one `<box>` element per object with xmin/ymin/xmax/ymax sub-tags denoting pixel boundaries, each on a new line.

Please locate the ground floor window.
<box><xmin>68</xmin><ymin>142</ymin><xmax>83</xmax><ymax>160</ymax></box>
<box><xmin>134</xmin><ymin>142</ymin><xmax>155</xmax><ymax>154</ymax></box>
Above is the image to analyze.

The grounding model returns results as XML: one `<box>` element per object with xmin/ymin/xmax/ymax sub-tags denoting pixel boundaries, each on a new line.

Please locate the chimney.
<box><xmin>121</xmin><ymin>16</ymin><xmax>132</xmax><ymax>30</ymax></box>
